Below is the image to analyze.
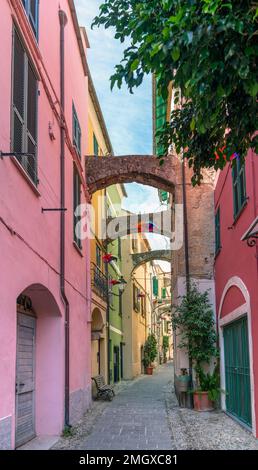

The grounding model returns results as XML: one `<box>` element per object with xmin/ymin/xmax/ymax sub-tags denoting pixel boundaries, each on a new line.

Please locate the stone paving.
<box><xmin>53</xmin><ymin>362</ymin><xmax>258</xmax><ymax>451</ymax></box>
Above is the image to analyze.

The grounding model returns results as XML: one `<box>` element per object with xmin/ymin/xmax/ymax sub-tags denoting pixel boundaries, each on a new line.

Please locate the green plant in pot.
<box><xmin>172</xmin><ymin>283</ymin><xmax>219</xmax><ymax>411</ymax></box>
<box><xmin>162</xmin><ymin>336</ymin><xmax>169</xmax><ymax>363</ymax></box>
<box><xmin>143</xmin><ymin>333</ymin><xmax>158</xmax><ymax>375</ymax></box>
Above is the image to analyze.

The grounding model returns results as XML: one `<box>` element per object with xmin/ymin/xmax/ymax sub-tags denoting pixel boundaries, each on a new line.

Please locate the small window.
<box><xmin>73</xmin><ymin>167</ymin><xmax>82</xmax><ymax>249</ymax></box>
<box><xmin>72</xmin><ymin>103</ymin><xmax>81</xmax><ymax>157</ymax></box>
<box><xmin>93</xmin><ymin>134</ymin><xmax>99</xmax><ymax>156</ymax></box>
<box><xmin>12</xmin><ymin>29</ymin><xmax>38</xmax><ymax>184</ymax></box>
<box><xmin>133</xmin><ymin>284</ymin><xmax>140</xmax><ymax>312</ymax></box>
<box><xmin>232</xmin><ymin>160</ymin><xmax>246</xmax><ymax>219</ymax></box>
<box><xmin>215</xmin><ymin>207</ymin><xmax>221</xmax><ymax>254</ymax></box>
<box><xmin>153</xmin><ymin>276</ymin><xmax>159</xmax><ymax>297</ymax></box>
<box><xmin>96</xmin><ymin>245</ymin><xmax>102</xmax><ymax>268</ymax></box>
<box><xmin>161</xmin><ymin>287</ymin><xmax>167</xmax><ymax>299</ymax></box>
<box><xmin>21</xmin><ymin>0</ymin><xmax>39</xmax><ymax>39</ymax></box>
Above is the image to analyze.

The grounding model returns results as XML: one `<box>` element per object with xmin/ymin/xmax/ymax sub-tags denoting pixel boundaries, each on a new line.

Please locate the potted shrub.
<box><xmin>172</xmin><ymin>283</ymin><xmax>219</xmax><ymax>411</ymax></box>
<box><xmin>162</xmin><ymin>336</ymin><xmax>169</xmax><ymax>363</ymax></box>
<box><xmin>143</xmin><ymin>334</ymin><xmax>158</xmax><ymax>375</ymax></box>
<box><xmin>193</xmin><ymin>367</ymin><xmax>221</xmax><ymax>411</ymax></box>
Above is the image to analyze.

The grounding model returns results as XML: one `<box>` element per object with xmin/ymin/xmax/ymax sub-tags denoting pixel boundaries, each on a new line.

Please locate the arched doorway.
<box><xmin>218</xmin><ymin>277</ymin><xmax>255</xmax><ymax>434</ymax></box>
<box><xmin>15</xmin><ymin>284</ymin><xmax>63</xmax><ymax>448</ymax></box>
<box><xmin>91</xmin><ymin>308</ymin><xmax>106</xmax><ymax>395</ymax></box>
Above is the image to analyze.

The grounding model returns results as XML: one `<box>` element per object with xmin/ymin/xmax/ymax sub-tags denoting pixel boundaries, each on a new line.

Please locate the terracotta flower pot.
<box><xmin>146</xmin><ymin>366</ymin><xmax>153</xmax><ymax>375</ymax></box>
<box><xmin>193</xmin><ymin>391</ymin><xmax>214</xmax><ymax>411</ymax></box>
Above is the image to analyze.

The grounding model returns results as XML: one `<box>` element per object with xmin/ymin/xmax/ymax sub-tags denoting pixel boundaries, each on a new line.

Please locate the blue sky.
<box><xmin>75</xmin><ymin>0</ymin><xmax>169</xmax><ymax>253</ymax></box>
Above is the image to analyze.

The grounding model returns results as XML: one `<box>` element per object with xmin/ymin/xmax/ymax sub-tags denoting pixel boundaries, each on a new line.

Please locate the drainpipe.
<box><xmin>104</xmin><ymin>188</ymin><xmax>111</xmax><ymax>384</ymax></box>
<box><xmin>59</xmin><ymin>9</ymin><xmax>70</xmax><ymax>428</ymax></box>
<box><xmin>181</xmin><ymin>151</ymin><xmax>193</xmax><ymax>405</ymax></box>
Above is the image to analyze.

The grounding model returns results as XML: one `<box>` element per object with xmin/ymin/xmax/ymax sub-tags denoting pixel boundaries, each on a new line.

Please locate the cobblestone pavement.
<box><xmin>53</xmin><ymin>362</ymin><xmax>258</xmax><ymax>450</ymax></box>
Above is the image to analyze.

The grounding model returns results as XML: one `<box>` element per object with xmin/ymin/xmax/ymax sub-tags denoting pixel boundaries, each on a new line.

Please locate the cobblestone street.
<box><xmin>53</xmin><ymin>363</ymin><xmax>258</xmax><ymax>451</ymax></box>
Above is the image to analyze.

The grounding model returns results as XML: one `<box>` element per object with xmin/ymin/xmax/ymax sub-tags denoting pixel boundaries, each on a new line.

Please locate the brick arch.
<box><xmin>85</xmin><ymin>155</ymin><xmax>176</xmax><ymax>195</ymax></box>
<box><xmin>132</xmin><ymin>250</ymin><xmax>172</xmax><ymax>271</ymax></box>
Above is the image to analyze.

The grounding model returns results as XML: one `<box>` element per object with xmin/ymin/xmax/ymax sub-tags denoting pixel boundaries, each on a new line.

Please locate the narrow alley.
<box><xmin>53</xmin><ymin>363</ymin><xmax>258</xmax><ymax>451</ymax></box>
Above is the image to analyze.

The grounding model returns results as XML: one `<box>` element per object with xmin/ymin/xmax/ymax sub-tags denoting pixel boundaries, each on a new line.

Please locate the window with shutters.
<box><xmin>93</xmin><ymin>134</ymin><xmax>99</xmax><ymax>156</ymax></box>
<box><xmin>232</xmin><ymin>160</ymin><xmax>246</xmax><ymax>219</ymax></box>
<box><xmin>12</xmin><ymin>29</ymin><xmax>38</xmax><ymax>185</ymax></box>
<box><xmin>21</xmin><ymin>1</ymin><xmax>39</xmax><ymax>39</ymax></box>
<box><xmin>72</xmin><ymin>103</ymin><xmax>81</xmax><ymax>157</ymax></box>
<box><xmin>73</xmin><ymin>167</ymin><xmax>82</xmax><ymax>249</ymax></box>
<box><xmin>133</xmin><ymin>284</ymin><xmax>140</xmax><ymax>313</ymax></box>
<box><xmin>153</xmin><ymin>276</ymin><xmax>159</xmax><ymax>297</ymax></box>
<box><xmin>96</xmin><ymin>244</ymin><xmax>102</xmax><ymax>268</ymax></box>
<box><xmin>215</xmin><ymin>207</ymin><xmax>221</xmax><ymax>255</ymax></box>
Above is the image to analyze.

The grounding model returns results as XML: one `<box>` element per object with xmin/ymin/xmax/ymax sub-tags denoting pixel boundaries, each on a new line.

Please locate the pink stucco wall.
<box><xmin>0</xmin><ymin>0</ymin><xmax>91</xmax><ymax>448</ymax></box>
<box><xmin>214</xmin><ymin>149</ymin><xmax>258</xmax><ymax>436</ymax></box>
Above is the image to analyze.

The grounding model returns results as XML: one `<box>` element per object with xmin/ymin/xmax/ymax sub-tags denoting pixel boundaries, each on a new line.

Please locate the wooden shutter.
<box><xmin>153</xmin><ymin>276</ymin><xmax>159</xmax><ymax>297</ymax></box>
<box><xmin>215</xmin><ymin>207</ymin><xmax>221</xmax><ymax>253</ymax></box>
<box><xmin>13</xmin><ymin>31</ymin><xmax>25</xmax><ymax>161</ymax></box>
<box><xmin>73</xmin><ymin>167</ymin><xmax>81</xmax><ymax>248</ymax></box>
<box><xmin>93</xmin><ymin>134</ymin><xmax>99</xmax><ymax>156</ymax></box>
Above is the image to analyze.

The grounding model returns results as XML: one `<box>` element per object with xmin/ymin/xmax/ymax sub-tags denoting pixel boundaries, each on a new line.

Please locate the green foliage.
<box><xmin>162</xmin><ymin>335</ymin><xmax>169</xmax><ymax>354</ymax></box>
<box><xmin>171</xmin><ymin>283</ymin><xmax>218</xmax><ymax>370</ymax></box>
<box><xmin>196</xmin><ymin>366</ymin><xmax>221</xmax><ymax>402</ymax></box>
<box><xmin>143</xmin><ymin>333</ymin><xmax>158</xmax><ymax>367</ymax></box>
<box><xmin>62</xmin><ymin>425</ymin><xmax>75</xmax><ymax>437</ymax></box>
<box><xmin>93</xmin><ymin>0</ymin><xmax>258</xmax><ymax>184</ymax></box>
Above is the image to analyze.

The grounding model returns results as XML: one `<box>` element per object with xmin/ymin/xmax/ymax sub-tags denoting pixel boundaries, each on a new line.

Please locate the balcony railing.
<box><xmin>91</xmin><ymin>262</ymin><xmax>108</xmax><ymax>301</ymax></box>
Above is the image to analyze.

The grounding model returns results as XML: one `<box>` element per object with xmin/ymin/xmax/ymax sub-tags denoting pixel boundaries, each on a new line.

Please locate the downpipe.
<box><xmin>59</xmin><ymin>9</ymin><xmax>70</xmax><ymax>428</ymax></box>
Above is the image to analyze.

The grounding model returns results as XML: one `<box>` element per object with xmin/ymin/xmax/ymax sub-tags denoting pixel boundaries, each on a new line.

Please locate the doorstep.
<box><xmin>17</xmin><ymin>435</ymin><xmax>59</xmax><ymax>450</ymax></box>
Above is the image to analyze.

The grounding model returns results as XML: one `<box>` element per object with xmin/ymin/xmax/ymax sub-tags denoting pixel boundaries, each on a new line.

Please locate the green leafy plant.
<box><xmin>93</xmin><ymin>0</ymin><xmax>258</xmax><ymax>184</ymax></box>
<box><xmin>172</xmin><ymin>283</ymin><xmax>219</xmax><ymax>393</ymax></box>
<box><xmin>62</xmin><ymin>425</ymin><xmax>75</xmax><ymax>438</ymax></box>
<box><xmin>162</xmin><ymin>335</ymin><xmax>169</xmax><ymax>362</ymax></box>
<box><xmin>195</xmin><ymin>366</ymin><xmax>221</xmax><ymax>403</ymax></box>
<box><xmin>143</xmin><ymin>333</ymin><xmax>158</xmax><ymax>368</ymax></box>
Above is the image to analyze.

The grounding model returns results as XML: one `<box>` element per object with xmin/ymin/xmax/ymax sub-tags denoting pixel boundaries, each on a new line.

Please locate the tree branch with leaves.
<box><xmin>93</xmin><ymin>0</ymin><xmax>258</xmax><ymax>184</ymax></box>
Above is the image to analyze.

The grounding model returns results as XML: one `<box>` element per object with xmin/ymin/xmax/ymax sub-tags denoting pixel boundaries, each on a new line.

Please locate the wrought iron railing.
<box><xmin>91</xmin><ymin>262</ymin><xmax>108</xmax><ymax>301</ymax></box>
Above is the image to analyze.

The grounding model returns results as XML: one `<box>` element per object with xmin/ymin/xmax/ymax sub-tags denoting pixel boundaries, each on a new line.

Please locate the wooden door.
<box><xmin>15</xmin><ymin>313</ymin><xmax>36</xmax><ymax>447</ymax></box>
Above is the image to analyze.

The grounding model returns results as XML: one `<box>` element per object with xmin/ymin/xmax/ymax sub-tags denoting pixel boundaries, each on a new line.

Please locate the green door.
<box><xmin>224</xmin><ymin>316</ymin><xmax>252</xmax><ymax>427</ymax></box>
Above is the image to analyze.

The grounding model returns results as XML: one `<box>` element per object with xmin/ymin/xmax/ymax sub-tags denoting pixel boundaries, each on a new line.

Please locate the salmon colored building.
<box><xmin>214</xmin><ymin>149</ymin><xmax>258</xmax><ymax>437</ymax></box>
<box><xmin>0</xmin><ymin>0</ymin><xmax>92</xmax><ymax>449</ymax></box>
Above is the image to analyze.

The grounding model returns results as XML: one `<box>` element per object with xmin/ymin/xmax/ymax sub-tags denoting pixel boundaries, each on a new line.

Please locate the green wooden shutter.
<box><xmin>162</xmin><ymin>287</ymin><xmax>167</xmax><ymax>299</ymax></box>
<box><xmin>93</xmin><ymin>134</ymin><xmax>99</xmax><ymax>156</ymax></box>
<box><xmin>153</xmin><ymin>277</ymin><xmax>159</xmax><ymax>297</ymax></box>
<box><xmin>232</xmin><ymin>160</ymin><xmax>246</xmax><ymax>219</ymax></box>
<box><xmin>215</xmin><ymin>207</ymin><xmax>221</xmax><ymax>253</ymax></box>
<box><xmin>155</xmin><ymin>91</ymin><xmax>167</xmax><ymax>157</ymax></box>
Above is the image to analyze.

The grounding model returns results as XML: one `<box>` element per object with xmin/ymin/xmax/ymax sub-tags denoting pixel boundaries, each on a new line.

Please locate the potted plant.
<box><xmin>193</xmin><ymin>366</ymin><xmax>221</xmax><ymax>411</ymax></box>
<box><xmin>162</xmin><ymin>336</ymin><xmax>169</xmax><ymax>363</ymax></box>
<box><xmin>172</xmin><ymin>283</ymin><xmax>219</xmax><ymax>411</ymax></box>
<box><xmin>143</xmin><ymin>334</ymin><xmax>158</xmax><ymax>375</ymax></box>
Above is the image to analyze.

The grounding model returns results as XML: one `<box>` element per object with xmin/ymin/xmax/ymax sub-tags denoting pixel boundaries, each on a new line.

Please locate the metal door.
<box><xmin>224</xmin><ymin>316</ymin><xmax>252</xmax><ymax>427</ymax></box>
<box><xmin>15</xmin><ymin>313</ymin><xmax>36</xmax><ymax>447</ymax></box>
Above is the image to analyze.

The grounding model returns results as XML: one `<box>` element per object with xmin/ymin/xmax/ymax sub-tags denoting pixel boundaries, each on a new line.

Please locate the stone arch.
<box><xmin>103</xmin><ymin>209</ymin><xmax>173</xmax><ymax>243</ymax></box>
<box><xmin>131</xmin><ymin>250</ymin><xmax>172</xmax><ymax>272</ymax></box>
<box><xmin>16</xmin><ymin>283</ymin><xmax>63</xmax><ymax>447</ymax></box>
<box><xmin>85</xmin><ymin>155</ymin><xmax>176</xmax><ymax>195</ymax></box>
<box><xmin>91</xmin><ymin>307</ymin><xmax>105</xmax><ymax>334</ymax></box>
